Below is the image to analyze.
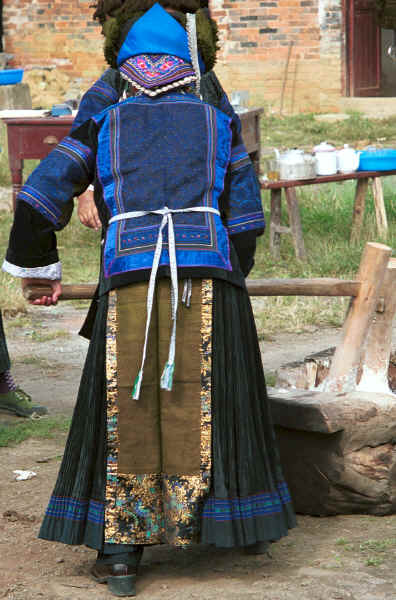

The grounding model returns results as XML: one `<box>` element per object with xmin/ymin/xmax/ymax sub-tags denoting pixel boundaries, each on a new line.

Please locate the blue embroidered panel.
<box><xmin>45</xmin><ymin>495</ymin><xmax>105</xmax><ymax>525</ymax></box>
<box><xmin>17</xmin><ymin>136</ymin><xmax>94</xmax><ymax>228</ymax></box>
<box><xmin>202</xmin><ymin>483</ymin><xmax>292</xmax><ymax>522</ymax></box>
<box><xmin>71</xmin><ymin>71</ymin><xmax>120</xmax><ymax>131</ymax></box>
<box><xmin>93</xmin><ymin>93</ymin><xmax>233</xmax><ymax>278</ymax></box>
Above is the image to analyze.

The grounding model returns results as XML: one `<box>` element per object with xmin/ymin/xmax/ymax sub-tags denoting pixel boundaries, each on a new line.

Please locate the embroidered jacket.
<box><xmin>4</xmin><ymin>88</ymin><xmax>264</xmax><ymax>291</ymax></box>
<box><xmin>73</xmin><ymin>69</ymin><xmax>264</xmax><ymax>270</ymax></box>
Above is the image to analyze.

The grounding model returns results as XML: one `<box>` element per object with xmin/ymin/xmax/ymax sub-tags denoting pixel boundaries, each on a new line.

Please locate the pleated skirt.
<box><xmin>39</xmin><ymin>278</ymin><xmax>295</xmax><ymax>549</ymax></box>
<box><xmin>0</xmin><ymin>311</ymin><xmax>11</xmax><ymax>373</ymax></box>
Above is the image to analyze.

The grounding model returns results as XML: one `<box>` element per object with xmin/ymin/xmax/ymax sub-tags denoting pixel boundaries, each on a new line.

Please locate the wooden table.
<box><xmin>3</xmin><ymin>116</ymin><xmax>74</xmax><ymax>209</ymax></box>
<box><xmin>3</xmin><ymin>108</ymin><xmax>263</xmax><ymax>210</ymax></box>
<box><xmin>261</xmin><ymin>169</ymin><xmax>396</xmax><ymax>261</ymax></box>
<box><xmin>238</xmin><ymin>108</ymin><xmax>263</xmax><ymax>175</ymax></box>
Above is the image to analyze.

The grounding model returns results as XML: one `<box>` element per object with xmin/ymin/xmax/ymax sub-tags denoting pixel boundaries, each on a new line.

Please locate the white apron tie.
<box><xmin>108</xmin><ymin>205</ymin><xmax>220</xmax><ymax>399</ymax></box>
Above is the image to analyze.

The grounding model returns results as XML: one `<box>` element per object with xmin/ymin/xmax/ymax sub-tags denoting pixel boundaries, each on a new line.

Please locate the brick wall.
<box><xmin>211</xmin><ymin>0</ymin><xmax>344</xmax><ymax>112</ymax></box>
<box><xmin>3</xmin><ymin>0</ymin><xmax>105</xmax><ymax>102</ymax></box>
<box><xmin>2</xmin><ymin>0</ymin><xmax>344</xmax><ymax>112</ymax></box>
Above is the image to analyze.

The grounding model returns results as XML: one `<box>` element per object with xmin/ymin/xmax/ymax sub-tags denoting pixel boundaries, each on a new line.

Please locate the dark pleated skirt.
<box><xmin>39</xmin><ymin>279</ymin><xmax>295</xmax><ymax>549</ymax></box>
<box><xmin>0</xmin><ymin>311</ymin><xmax>11</xmax><ymax>373</ymax></box>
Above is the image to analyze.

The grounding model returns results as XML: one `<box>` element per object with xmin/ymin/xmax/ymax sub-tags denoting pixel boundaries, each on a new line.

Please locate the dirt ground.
<box><xmin>1</xmin><ymin>304</ymin><xmax>396</xmax><ymax>600</ymax></box>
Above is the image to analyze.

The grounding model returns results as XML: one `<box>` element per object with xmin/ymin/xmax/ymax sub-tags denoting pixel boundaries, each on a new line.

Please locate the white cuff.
<box><xmin>2</xmin><ymin>259</ymin><xmax>62</xmax><ymax>280</ymax></box>
<box><xmin>88</xmin><ymin>184</ymin><xmax>94</xmax><ymax>191</ymax></box>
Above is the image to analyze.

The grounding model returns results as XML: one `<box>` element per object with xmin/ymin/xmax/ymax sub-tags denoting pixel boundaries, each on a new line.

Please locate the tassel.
<box><xmin>160</xmin><ymin>361</ymin><xmax>175</xmax><ymax>391</ymax></box>
<box><xmin>132</xmin><ymin>370</ymin><xmax>143</xmax><ymax>400</ymax></box>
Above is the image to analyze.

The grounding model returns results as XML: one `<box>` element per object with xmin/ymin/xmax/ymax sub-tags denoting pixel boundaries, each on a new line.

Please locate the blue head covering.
<box><xmin>116</xmin><ymin>2</ymin><xmax>205</xmax><ymax>93</ymax></box>
<box><xmin>117</xmin><ymin>3</ymin><xmax>193</xmax><ymax>66</ymax></box>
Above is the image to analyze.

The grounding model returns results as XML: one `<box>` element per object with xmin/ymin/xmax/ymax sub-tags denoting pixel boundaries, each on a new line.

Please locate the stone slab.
<box><xmin>0</xmin><ymin>83</ymin><xmax>32</xmax><ymax>110</ymax></box>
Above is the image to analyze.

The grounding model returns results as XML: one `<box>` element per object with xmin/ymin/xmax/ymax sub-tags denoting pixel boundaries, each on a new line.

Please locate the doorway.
<box><xmin>347</xmin><ymin>0</ymin><xmax>396</xmax><ymax>96</ymax></box>
<box><xmin>347</xmin><ymin>0</ymin><xmax>381</xmax><ymax>96</ymax></box>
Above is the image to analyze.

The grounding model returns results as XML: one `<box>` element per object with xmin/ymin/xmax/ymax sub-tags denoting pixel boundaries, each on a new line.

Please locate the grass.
<box><xmin>333</xmin><ymin>536</ymin><xmax>396</xmax><ymax>569</ymax></box>
<box><xmin>260</xmin><ymin>111</ymin><xmax>396</xmax><ymax>152</ymax></box>
<box><xmin>29</xmin><ymin>329</ymin><xmax>71</xmax><ymax>343</ymax></box>
<box><xmin>250</xmin><ymin>174</ymin><xmax>396</xmax><ymax>334</ymax></box>
<box><xmin>0</xmin><ymin>416</ymin><xmax>71</xmax><ymax>447</ymax></box>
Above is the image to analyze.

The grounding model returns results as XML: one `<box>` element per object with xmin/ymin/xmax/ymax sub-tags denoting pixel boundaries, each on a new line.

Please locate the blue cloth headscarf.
<box><xmin>116</xmin><ymin>3</ymin><xmax>205</xmax><ymax>95</ymax></box>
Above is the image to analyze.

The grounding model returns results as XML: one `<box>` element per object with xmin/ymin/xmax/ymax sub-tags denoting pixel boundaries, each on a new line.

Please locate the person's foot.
<box><xmin>0</xmin><ymin>388</ymin><xmax>48</xmax><ymax>417</ymax></box>
<box><xmin>90</xmin><ymin>563</ymin><xmax>137</xmax><ymax>597</ymax></box>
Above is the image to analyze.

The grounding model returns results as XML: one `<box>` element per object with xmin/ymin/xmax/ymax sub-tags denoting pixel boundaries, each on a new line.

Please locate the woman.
<box><xmin>3</xmin><ymin>1</ymin><xmax>295</xmax><ymax>596</ymax></box>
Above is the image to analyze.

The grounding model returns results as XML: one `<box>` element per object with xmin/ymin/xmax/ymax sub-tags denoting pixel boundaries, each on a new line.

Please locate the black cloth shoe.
<box><xmin>90</xmin><ymin>563</ymin><xmax>137</xmax><ymax>597</ymax></box>
<box><xmin>90</xmin><ymin>562</ymin><xmax>139</xmax><ymax>584</ymax></box>
<box><xmin>243</xmin><ymin>541</ymin><xmax>271</xmax><ymax>555</ymax></box>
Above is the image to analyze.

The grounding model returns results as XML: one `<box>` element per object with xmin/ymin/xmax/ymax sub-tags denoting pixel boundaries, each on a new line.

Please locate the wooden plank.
<box><xmin>269</xmin><ymin>188</ymin><xmax>282</xmax><ymax>259</ymax></box>
<box><xmin>358</xmin><ymin>258</ymin><xmax>396</xmax><ymax>394</ymax></box>
<box><xmin>371</xmin><ymin>177</ymin><xmax>388</xmax><ymax>238</ymax></box>
<box><xmin>285</xmin><ymin>187</ymin><xmax>307</xmax><ymax>261</ymax></box>
<box><xmin>350</xmin><ymin>177</ymin><xmax>368</xmax><ymax>243</ymax></box>
<box><xmin>323</xmin><ymin>242</ymin><xmax>392</xmax><ymax>393</ymax></box>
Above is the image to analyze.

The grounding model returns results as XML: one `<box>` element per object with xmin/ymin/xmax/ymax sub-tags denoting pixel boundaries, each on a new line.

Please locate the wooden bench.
<box><xmin>261</xmin><ymin>169</ymin><xmax>396</xmax><ymax>261</ymax></box>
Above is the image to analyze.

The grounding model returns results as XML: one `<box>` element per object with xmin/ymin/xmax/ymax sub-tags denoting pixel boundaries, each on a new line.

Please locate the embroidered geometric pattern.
<box><xmin>120</xmin><ymin>54</ymin><xmax>195</xmax><ymax>90</ymax></box>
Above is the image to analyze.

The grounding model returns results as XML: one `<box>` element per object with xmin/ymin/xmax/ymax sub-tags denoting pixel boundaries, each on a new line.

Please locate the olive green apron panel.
<box><xmin>116</xmin><ymin>279</ymin><xmax>202</xmax><ymax>476</ymax></box>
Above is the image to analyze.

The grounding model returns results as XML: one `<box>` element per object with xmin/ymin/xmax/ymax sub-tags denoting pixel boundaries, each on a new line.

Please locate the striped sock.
<box><xmin>0</xmin><ymin>370</ymin><xmax>17</xmax><ymax>394</ymax></box>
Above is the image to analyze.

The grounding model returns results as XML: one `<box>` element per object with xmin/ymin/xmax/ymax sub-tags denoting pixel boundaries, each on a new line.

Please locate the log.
<box><xmin>358</xmin><ymin>258</ymin><xmax>396</xmax><ymax>396</ymax></box>
<box><xmin>323</xmin><ymin>242</ymin><xmax>392</xmax><ymax>393</ymax></box>
<box><xmin>270</xmin><ymin>389</ymin><xmax>396</xmax><ymax>516</ymax></box>
<box><xmin>24</xmin><ymin>278</ymin><xmax>361</xmax><ymax>302</ymax></box>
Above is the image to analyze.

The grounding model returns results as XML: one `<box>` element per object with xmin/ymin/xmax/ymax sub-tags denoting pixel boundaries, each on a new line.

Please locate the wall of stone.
<box><xmin>2</xmin><ymin>0</ymin><xmax>345</xmax><ymax>112</ymax></box>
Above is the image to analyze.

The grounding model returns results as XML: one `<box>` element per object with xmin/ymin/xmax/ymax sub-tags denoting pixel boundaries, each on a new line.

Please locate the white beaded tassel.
<box><xmin>186</xmin><ymin>12</ymin><xmax>201</xmax><ymax>98</ymax></box>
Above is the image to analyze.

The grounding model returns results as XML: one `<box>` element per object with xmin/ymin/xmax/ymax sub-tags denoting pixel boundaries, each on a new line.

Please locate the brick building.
<box><xmin>1</xmin><ymin>0</ymin><xmax>393</xmax><ymax>113</ymax></box>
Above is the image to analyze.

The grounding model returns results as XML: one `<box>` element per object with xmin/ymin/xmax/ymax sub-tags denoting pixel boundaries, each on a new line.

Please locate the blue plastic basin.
<box><xmin>0</xmin><ymin>69</ymin><xmax>24</xmax><ymax>85</ymax></box>
<box><xmin>358</xmin><ymin>149</ymin><xmax>396</xmax><ymax>171</ymax></box>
